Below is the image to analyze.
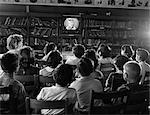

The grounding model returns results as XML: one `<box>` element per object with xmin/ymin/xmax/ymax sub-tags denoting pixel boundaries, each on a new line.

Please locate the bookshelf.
<box><xmin>0</xmin><ymin>3</ymin><xmax>149</xmax><ymax>55</ymax></box>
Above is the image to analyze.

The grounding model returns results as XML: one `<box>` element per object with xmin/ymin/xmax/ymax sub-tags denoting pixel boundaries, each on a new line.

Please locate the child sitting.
<box><xmin>105</xmin><ymin>55</ymin><xmax>130</xmax><ymax>91</ymax></box>
<box><xmin>39</xmin><ymin>50</ymin><xmax>62</xmax><ymax>77</ymax></box>
<box><xmin>69</xmin><ymin>57</ymin><xmax>103</xmax><ymax>113</ymax></box>
<box><xmin>135</xmin><ymin>48</ymin><xmax>150</xmax><ymax>84</ymax></box>
<box><xmin>37</xmin><ymin>64</ymin><xmax>77</xmax><ymax>114</ymax></box>
<box><xmin>0</xmin><ymin>52</ymin><xmax>26</xmax><ymax>114</ymax></box>
<box><xmin>117</xmin><ymin>61</ymin><xmax>143</xmax><ymax>92</ymax></box>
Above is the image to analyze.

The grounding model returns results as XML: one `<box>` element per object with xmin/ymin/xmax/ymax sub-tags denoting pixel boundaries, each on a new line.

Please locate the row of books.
<box><xmin>0</xmin><ymin>28</ymin><xmax>27</xmax><ymax>36</ymax></box>
<box><xmin>1</xmin><ymin>17</ymin><xmax>28</xmax><ymax>26</ymax></box>
<box><xmin>30</xmin><ymin>18</ymin><xmax>57</xmax><ymax>27</ymax></box>
<box><xmin>88</xmin><ymin>30</ymin><xmax>137</xmax><ymax>38</ymax></box>
<box><xmin>87</xmin><ymin>20</ymin><xmax>138</xmax><ymax>29</ymax></box>
<box><xmin>30</xmin><ymin>27</ymin><xmax>57</xmax><ymax>36</ymax></box>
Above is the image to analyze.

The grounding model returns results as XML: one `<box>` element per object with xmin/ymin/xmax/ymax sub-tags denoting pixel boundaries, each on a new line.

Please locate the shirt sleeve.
<box><xmin>37</xmin><ymin>88</ymin><xmax>45</xmax><ymax>100</ymax></box>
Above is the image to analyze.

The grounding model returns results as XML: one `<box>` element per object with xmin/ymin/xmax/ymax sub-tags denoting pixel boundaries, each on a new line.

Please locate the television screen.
<box><xmin>61</xmin><ymin>16</ymin><xmax>81</xmax><ymax>35</ymax></box>
<box><xmin>64</xmin><ymin>18</ymin><xmax>79</xmax><ymax>30</ymax></box>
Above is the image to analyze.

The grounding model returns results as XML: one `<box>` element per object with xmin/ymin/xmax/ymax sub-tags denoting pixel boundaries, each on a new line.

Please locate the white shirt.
<box><xmin>37</xmin><ymin>85</ymin><xmax>77</xmax><ymax>115</ymax></box>
<box><xmin>69</xmin><ymin>76</ymin><xmax>103</xmax><ymax>112</ymax></box>
<box><xmin>65</xmin><ymin>55</ymin><xmax>80</xmax><ymax>66</ymax></box>
<box><xmin>139</xmin><ymin>61</ymin><xmax>150</xmax><ymax>84</ymax></box>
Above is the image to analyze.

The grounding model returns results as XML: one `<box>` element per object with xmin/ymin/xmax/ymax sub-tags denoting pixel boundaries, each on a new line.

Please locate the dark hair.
<box><xmin>77</xmin><ymin>57</ymin><xmax>93</xmax><ymax>76</ymax></box>
<box><xmin>84</xmin><ymin>49</ymin><xmax>98</xmax><ymax>70</ymax></box>
<box><xmin>114</xmin><ymin>55</ymin><xmax>130</xmax><ymax>71</ymax></box>
<box><xmin>44</xmin><ymin>42</ymin><xmax>56</xmax><ymax>55</ymax></box>
<box><xmin>97</xmin><ymin>44</ymin><xmax>111</xmax><ymax>58</ymax></box>
<box><xmin>121</xmin><ymin>44</ymin><xmax>134</xmax><ymax>58</ymax></box>
<box><xmin>19</xmin><ymin>46</ymin><xmax>35</xmax><ymax>66</ymax></box>
<box><xmin>73</xmin><ymin>44</ymin><xmax>85</xmax><ymax>58</ymax></box>
<box><xmin>47</xmin><ymin>50</ymin><xmax>62</xmax><ymax>68</ymax></box>
<box><xmin>1</xmin><ymin>52</ymin><xmax>19</xmax><ymax>74</ymax></box>
<box><xmin>53</xmin><ymin>64</ymin><xmax>73</xmax><ymax>87</ymax></box>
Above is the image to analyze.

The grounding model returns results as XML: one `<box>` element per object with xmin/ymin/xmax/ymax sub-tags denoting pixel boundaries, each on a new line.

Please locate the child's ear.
<box><xmin>123</xmin><ymin>72</ymin><xmax>128</xmax><ymax>81</ymax></box>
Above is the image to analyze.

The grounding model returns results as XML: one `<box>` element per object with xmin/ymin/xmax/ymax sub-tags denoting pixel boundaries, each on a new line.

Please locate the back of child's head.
<box><xmin>114</xmin><ymin>55</ymin><xmax>130</xmax><ymax>71</ymax></box>
<box><xmin>53</xmin><ymin>64</ymin><xmax>73</xmax><ymax>87</ymax></box>
<box><xmin>7</xmin><ymin>34</ymin><xmax>23</xmax><ymax>50</ymax></box>
<box><xmin>44</xmin><ymin>42</ymin><xmax>57</xmax><ymax>55</ymax></box>
<box><xmin>121</xmin><ymin>44</ymin><xmax>134</xmax><ymax>58</ymax></box>
<box><xmin>123</xmin><ymin>61</ymin><xmax>141</xmax><ymax>83</ymax></box>
<box><xmin>97</xmin><ymin>44</ymin><xmax>111</xmax><ymax>58</ymax></box>
<box><xmin>1</xmin><ymin>52</ymin><xmax>19</xmax><ymax>74</ymax></box>
<box><xmin>47</xmin><ymin>50</ymin><xmax>62</xmax><ymax>68</ymax></box>
<box><xmin>136</xmin><ymin>48</ymin><xmax>149</xmax><ymax>62</ymax></box>
<box><xmin>84</xmin><ymin>49</ymin><xmax>98</xmax><ymax>70</ymax></box>
<box><xmin>77</xmin><ymin>57</ymin><xmax>93</xmax><ymax>76</ymax></box>
<box><xmin>72</xmin><ymin>44</ymin><xmax>85</xmax><ymax>58</ymax></box>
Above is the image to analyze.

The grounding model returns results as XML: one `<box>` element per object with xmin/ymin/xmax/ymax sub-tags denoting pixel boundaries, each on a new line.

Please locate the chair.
<box><xmin>0</xmin><ymin>85</ymin><xmax>17</xmax><ymax>114</ymax></box>
<box><xmin>14</xmin><ymin>74</ymin><xmax>38</xmax><ymax>97</ymax></box>
<box><xmin>37</xmin><ymin>75</ymin><xmax>55</xmax><ymax>88</ymax></box>
<box><xmin>90</xmin><ymin>90</ymin><xmax>128</xmax><ymax>114</ymax></box>
<box><xmin>124</xmin><ymin>89</ymin><xmax>149</xmax><ymax>114</ymax></box>
<box><xmin>143</xmin><ymin>71</ymin><xmax>150</xmax><ymax>86</ymax></box>
<box><xmin>25</xmin><ymin>97</ymin><xmax>68</xmax><ymax>114</ymax></box>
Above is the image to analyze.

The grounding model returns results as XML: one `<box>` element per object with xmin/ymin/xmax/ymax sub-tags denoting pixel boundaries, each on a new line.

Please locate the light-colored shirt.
<box><xmin>69</xmin><ymin>76</ymin><xmax>103</xmax><ymax>112</ymax></box>
<box><xmin>39</xmin><ymin>66</ymin><xmax>54</xmax><ymax>77</ymax></box>
<box><xmin>37</xmin><ymin>85</ymin><xmax>77</xmax><ymax>115</ymax></box>
<box><xmin>65</xmin><ymin>56</ymin><xmax>80</xmax><ymax>66</ymax></box>
<box><xmin>139</xmin><ymin>61</ymin><xmax>150</xmax><ymax>84</ymax></box>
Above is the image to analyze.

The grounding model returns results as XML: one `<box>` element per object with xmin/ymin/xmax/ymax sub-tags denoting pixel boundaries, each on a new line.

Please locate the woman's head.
<box><xmin>53</xmin><ymin>64</ymin><xmax>73</xmax><ymax>87</ymax></box>
<box><xmin>1</xmin><ymin>52</ymin><xmax>19</xmax><ymax>74</ymax></box>
<box><xmin>97</xmin><ymin>44</ymin><xmax>111</xmax><ymax>58</ymax></box>
<box><xmin>47</xmin><ymin>50</ymin><xmax>62</xmax><ymax>68</ymax></box>
<box><xmin>7</xmin><ymin>34</ymin><xmax>23</xmax><ymax>51</ymax></box>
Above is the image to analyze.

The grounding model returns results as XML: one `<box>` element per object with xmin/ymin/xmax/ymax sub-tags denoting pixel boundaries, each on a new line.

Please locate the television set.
<box><xmin>61</xmin><ymin>16</ymin><xmax>82</xmax><ymax>35</ymax></box>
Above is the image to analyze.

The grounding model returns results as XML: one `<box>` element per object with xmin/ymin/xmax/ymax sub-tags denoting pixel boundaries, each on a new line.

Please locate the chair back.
<box><xmin>143</xmin><ymin>71</ymin><xmax>150</xmax><ymax>86</ymax></box>
<box><xmin>14</xmin><ymin>74</ymin><xmax>38</xmax><ymax>97</ymax></box>
<box><xmin>125</xmin><ymin>89</ymin><xmax>149</xmax><ymax>114</ymax></box>
<box><xmin>0</xmin><ymin>85</ymin><xmax>16</xmax><ymax>114</ymax></box>
<box><xmin>25</xmin><ymin>97</ymin><xmax>68</xmax><ymax>114</ymax></box>
<box><xmin>100</xmin><ymin>63</ymin><xmax>115</xmax><ymax>81</ymax></box>
<box><xmin>90</xmin><ymin>90</ymin><xmax>128</xmax><ymax>114</ymax></box>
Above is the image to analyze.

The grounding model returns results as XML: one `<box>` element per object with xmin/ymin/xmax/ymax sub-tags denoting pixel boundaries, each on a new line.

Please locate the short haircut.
<box><xmin>47</xmin><ymin>50</ymin><xmax>62</xmax><ymax>68</ymax></box>
<box><xmin>19</xmin><ymin>46</ymin><xmax>35</xmax><ymax>65</ymax></box>
<box><xmin>124</xmin><ymin>61</ymin><xmax>141</xmax><ymax>81</ymax></box>
<box><xmin>7</xmin><ymin>34</ymin><xmax>23</xmax><ymax>50</ymax></box>
<box><xmin>136</xmin><ymin>48</ymin><xmax>149</xmax><ymax>61</ymax></box>
<box><xmin>121</xmin><ymin>44</ymin><xmax>134</xmax><ymax>58</ymax></box>
<box><xmin>97</xmin><ymin>44</ymin><xmax>111</xmax><ymax>58</ymax></box>
<box><xmin>1</xmin><ymin>52</ymin><xmax>19</xmax><ymax>74</ymax></box>
<box><xmin>77</xmin><ymin>57</ymin><xmax>93</xmax><ymax>76</ymax></box>
<box><xmin>73</xmin><ymin>44</ymin><xmax>85</xmax><ymax>58</ymax></box>
<box><xmin>44</xmin><ymin>42</ymin><xmax>56</xmax><ymax>55</ymax></box>
<box><xmin>114</xmin><ymin>55</ymin><xmax>130</xmax><ymax>71</ymax></box>
<box><xmin>84</xmin><ymin>49</ymin><xmax>98</xmax><ymax>70</ymax></box>
<box><xmin>53</xmin><ymin>64</ymin><xmax>73</xmax><ymax>87</ymax></box>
